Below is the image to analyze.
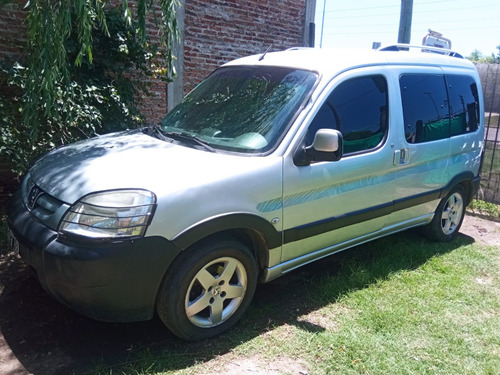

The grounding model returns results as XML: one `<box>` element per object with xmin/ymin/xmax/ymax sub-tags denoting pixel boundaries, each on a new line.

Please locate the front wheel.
<box><xmin>423</xmin><ymin>185</ymin><xmax>466</xmax><ymax>242</ymax></box>
<box><xmin>156</xmin><ymin>238</ymin><xmax>258</xmax><ymax>341</ymax></box>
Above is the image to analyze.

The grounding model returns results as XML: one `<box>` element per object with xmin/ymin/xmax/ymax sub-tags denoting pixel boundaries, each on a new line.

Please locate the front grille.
<box><xmin>23</xmin><ymin>176</ymin><xmax>70</xmax><ymax>231</ymax></box>
<box><xmin>27</xmin><ymin>184</ymin><xmax>43</xmax><ymax>210</ymax></box>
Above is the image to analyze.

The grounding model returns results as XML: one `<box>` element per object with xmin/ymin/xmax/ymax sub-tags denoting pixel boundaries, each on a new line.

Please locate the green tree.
<box><xmin>0</xmin><ymin>0</ymin><xmax>179</xmax><ymax>174</ymax></box>
<box><xmin>468</xmin><ymin>49</ymin><xmax>483</xmax><ymax>62</ymax></box>
<box><xmin>467</xmin><ymin>45</ymin><xmax>500</xmax><ymax>63</ymax></box>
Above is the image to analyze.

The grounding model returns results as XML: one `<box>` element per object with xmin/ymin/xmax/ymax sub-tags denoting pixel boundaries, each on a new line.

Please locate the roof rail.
<box><xmin>378</xmin><ymin>44</ymin><xmax>463</xmax><ymax>59</ymax></box>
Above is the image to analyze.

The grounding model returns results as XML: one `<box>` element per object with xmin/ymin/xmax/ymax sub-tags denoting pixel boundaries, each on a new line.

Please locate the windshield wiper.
<box><xmin>144</xmin><ymin>125</ymin><xmax>172</xmax><ymax>142</ymax></box>
<box><xmin>145</xmin><ymin>125</ymin><xmax>217</xmax><ymax>152</ymax></box>
<box><xmin>163</xmin><ymin>131</ymin><xmax>217</xmax><ymax>153</ymax></box>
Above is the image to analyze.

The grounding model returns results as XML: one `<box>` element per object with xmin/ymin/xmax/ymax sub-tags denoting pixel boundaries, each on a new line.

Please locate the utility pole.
<box><xmin>398</xmin><ymin>0</ymin><xmax>413</xmax><ymax>44</ymax></box>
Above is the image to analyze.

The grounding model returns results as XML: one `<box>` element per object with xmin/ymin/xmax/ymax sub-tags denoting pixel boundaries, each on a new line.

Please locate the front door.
<box><xmin>282</xmin><ymin>69</ymin><xmax>397</xmax><ymax>263</ymax></box>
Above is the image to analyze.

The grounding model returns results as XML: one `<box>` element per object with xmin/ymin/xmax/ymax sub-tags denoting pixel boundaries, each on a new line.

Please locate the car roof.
<box><xmin>222</xmin><ymin>46</ymin><xmax>476</xmax><ymax>77</ymax></box>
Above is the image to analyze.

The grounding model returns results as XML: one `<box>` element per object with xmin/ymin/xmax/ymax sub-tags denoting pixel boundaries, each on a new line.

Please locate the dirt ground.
<box><xmin>0</xmin><ymin>214</ymin><xmax>499</xmax><ymax>375</ymax></box>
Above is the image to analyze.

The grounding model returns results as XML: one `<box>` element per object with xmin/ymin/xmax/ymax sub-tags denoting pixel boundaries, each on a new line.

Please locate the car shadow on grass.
<box><xmin>0</xmin><ymin>229</ymin><xmax>475</xmax><ymax>375</ymax></box>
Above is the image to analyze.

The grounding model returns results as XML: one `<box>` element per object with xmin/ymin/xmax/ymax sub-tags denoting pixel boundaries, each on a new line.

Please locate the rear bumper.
<box><xmin>7</xmin><ymin>189</ymin><xmax>181</xmax><ymax>322</ymax></box>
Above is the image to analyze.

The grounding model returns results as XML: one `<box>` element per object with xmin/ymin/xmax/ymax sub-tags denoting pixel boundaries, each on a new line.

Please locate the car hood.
<box><xmin>29</xmin><ymin>130</ymin><xmax>267</xmax><ymax>204</ymax></box>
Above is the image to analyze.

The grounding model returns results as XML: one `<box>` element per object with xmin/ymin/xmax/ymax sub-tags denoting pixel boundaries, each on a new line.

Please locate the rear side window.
<box><xmin>400</xmin><ymin>73</ymin><xmax>480</xmax><ymax>143</ymax></box>
<box><xmin>308</xmin><ymin>75</ymin><xmax>388</xmax><ymax>154</ymax></box>
<box><xmin>447</xmin><ymin>75</ymin><xmax>480</xmax><ymax>135</ymax></box>
<box><xmin>400</xmin><ymin>74</ymin><xmax>449</xmax><ymax>143</ymax></box>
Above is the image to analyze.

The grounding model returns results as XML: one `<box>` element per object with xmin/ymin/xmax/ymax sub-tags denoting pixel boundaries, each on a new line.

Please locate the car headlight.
<box><xmin>59</xmin><ymin>190</ymin><xmax>156</xmax><ymax>239</ymax></box>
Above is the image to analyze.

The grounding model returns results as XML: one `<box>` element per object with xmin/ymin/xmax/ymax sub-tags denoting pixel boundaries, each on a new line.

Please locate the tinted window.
<box><xmin>446</xmin><ymin>75</ymin><xmax>480</xmax><ymax>135</ymax></box>
<box><xmin>400</xmin><ymin>74</ymin><xmax>450</xmax><ymax>143</ymax></box>
<box><xmin>161</xmin><ymin>66</ymin><xmax>317</xmax><ymax>153</ymax></box>
<box><xmin>308</xmin><ymin>75</ymin><xmax>388</xmax><ymax>154</ymax></box>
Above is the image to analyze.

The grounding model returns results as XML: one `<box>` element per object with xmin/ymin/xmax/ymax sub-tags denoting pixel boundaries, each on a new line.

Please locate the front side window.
<box><xmin>400</xmin><ymin>74</ymin><xmax>450</xmax><ymax>143</ymax></box>
<box><xmin>307</xmin><ymin>75</ymin><xmax>388</xmax><ymax>154</ymax></box>
<box><xmin>160</xmin><ymin>66</ymin><xmax>317</xmax><ymax>153</ymax></box>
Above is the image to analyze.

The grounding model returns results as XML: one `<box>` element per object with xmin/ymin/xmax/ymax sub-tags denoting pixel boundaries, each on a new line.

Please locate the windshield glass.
<box><xmin>160</xmin><ymin>66</ymin><xmax>317</xmax><ymax>153</ymax></box>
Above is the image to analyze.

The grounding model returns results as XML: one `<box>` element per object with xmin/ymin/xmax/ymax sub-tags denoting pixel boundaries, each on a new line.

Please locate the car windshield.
<box><xmin>160</xmin><ymin>66</ymin><xmax>317</xmax><ymax>153</ymax></box>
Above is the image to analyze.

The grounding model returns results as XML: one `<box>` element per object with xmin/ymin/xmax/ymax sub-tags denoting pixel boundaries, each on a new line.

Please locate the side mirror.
<box><xmin>294</xmin><ymin>129</ymin><xmax>344</xmax><ymax>166</ymax></box>
<box><xmin>311</xmin><ymin>129</ymin><xmax>340</xmax><ymax>152</ymax></box>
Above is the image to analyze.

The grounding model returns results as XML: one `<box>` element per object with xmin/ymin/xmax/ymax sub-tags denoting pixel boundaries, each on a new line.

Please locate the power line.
<box><xmin>322</xmin><ymin>24</ymin><xmax>500</xmax><ymax>37</ymax></box>
<box><xmin>319</xmin><ymin>7</ymin><xmax>500</xmax><ymax>22</ymax></box>
<box><xmin>321</xmin><ymin>4</ymin><xmax>398</xmax><ymax>14</ymax></box>
<box><xmin>321</xmin><ymin>16</ymin><xmax>499</xmax><ymax>30</ymax></box>
<box><xmin>317</xmin><ymin>0</ymin><xmax>498</xmax><ymax>15</ymax></box>
<box><xmin>317</xmin><ymin>0</ymin><xmax>451</xmax><ymax>15</ymax></box>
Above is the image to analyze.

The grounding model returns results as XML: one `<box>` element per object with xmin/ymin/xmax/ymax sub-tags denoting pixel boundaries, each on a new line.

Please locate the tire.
<box><xmin>423</xmin><ymin>185</ymin><xmax>466</xmax><ymax>242</ymax></box>
<box><xmin>156</xmin><ymin>238</ymin><xmax>258</xmax><ymax>341</ymax></box>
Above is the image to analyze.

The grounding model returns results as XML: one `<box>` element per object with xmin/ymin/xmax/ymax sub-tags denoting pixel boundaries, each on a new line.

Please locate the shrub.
<box><xmin>0</xmin><ymin>2</ymin><xmax>177</xmax><ymax>175</ymax></box>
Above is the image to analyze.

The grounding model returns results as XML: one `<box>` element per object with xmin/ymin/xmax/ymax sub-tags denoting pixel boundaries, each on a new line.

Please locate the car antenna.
<box><xmin>259</xmin><ymin>44</ymin><xmax>273</xmax><ymax>61</ymax></box>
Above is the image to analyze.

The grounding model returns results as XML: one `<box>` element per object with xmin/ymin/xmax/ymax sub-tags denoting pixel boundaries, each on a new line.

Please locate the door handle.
<box><xmin>393</xmin><ymin>148</ymin><xmax>410</xmax><ymax>165</ymax></box>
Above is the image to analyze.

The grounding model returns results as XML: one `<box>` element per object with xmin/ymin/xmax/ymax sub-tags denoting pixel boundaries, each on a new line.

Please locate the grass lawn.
<box><xmin>483</xmin><ymin>145</ymin><xmax>500</xmax><ymax>175</ymax></box>
<box><xmin>88</xmin><ymin>229</ymin><xmax>500</xmax><ymax>375</ymax></box>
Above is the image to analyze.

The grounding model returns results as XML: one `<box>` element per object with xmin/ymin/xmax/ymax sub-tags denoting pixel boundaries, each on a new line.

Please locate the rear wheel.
<box><xmin>156</xmin><ymin>238</ymin><xmax>258</xmax><ymax>341</ymax></box>
<box><xmin>423</xmin><ymin>185</ymin><xmax>466</xmax><ymax>242</ymax></box>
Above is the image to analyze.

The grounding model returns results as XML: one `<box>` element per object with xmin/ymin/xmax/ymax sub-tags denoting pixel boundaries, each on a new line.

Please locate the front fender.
<box><xmin>171</xmin><ymin>213</ymin><xmax>282</xmax><ymax>250</ymax></box>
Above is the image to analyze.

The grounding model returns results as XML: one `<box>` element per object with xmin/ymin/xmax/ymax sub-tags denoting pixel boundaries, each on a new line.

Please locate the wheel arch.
<box><xmin>171</xmin><ymin>213</ymin><xmax>282</xmax><ymax>272</ymax></box>
<box><xmin>441</xmin><ymin>171</ymin><xmax>477</xmax><ymax>205</ymax></box>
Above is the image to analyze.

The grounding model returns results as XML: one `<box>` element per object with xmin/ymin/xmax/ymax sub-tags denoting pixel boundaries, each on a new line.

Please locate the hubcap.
<box><xmin>185</xmin><ymin>257</ymin><xmax>247</xmax><ymax>328</ymax></box>
<box><xmin>441</xmin><ymin>192</ymin><xmax>464</xmax><ymax>235</ymax></box>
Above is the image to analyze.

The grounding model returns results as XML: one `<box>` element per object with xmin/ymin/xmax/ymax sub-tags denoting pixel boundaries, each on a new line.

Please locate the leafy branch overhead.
<box><xmin>24</xmin><ymin>0</ymin><xmax>179</xmax><ymax>136</ymax></box>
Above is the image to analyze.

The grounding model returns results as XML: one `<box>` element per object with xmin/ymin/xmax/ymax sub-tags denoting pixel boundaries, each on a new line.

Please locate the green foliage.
<box><xmin>469</xmin><ymin>199</ymin><xmax>500</xmax><ymax>219</ymax></box>
<box><xmin>467</xmin><ymin>45</ymin><xmax>500</xmax><ymax>63</ymax></box>
<box><xmin>0</xmin><ymin>0</ymin><xmax>15</xmax><ymax>6</ymax></box>
<box><xmin>1</xmin><ymin>61</ymin><xmax>127</xmax><ymax>174</ymax></box>
<box><xmin>0</xmin><ymin>1</ymin><xmax>179</xmax><ymax>175</ymax></box>
<box><xmin>65</xmin><ymin>9</ymin><xmax>167</xmax><ymax>132</ymax></box>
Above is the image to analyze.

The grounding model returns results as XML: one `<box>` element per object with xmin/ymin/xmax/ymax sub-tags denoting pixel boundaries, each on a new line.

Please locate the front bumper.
<box><xmin>7</xmin><ymin>189</ymin><xmax>181</xmax><ymax>322</ymax></box>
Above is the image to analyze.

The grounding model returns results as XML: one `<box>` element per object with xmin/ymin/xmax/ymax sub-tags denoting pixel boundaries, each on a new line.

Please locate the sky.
<box><xmin>314</xmin><ymin>0</ymin><xmax>500</xmax><ymax>57</ymax></box>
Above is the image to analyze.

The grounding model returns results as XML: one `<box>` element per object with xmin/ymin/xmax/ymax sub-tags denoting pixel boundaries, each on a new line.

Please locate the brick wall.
<box><xmin>183</xmin><ymin>0</ymin><xmax>307</xmax><ymax>93</ymax></box>
<box><xmin>0</xmin><ymin>2</ymin><xmax>27</xmax><ymax>64</ymax></box>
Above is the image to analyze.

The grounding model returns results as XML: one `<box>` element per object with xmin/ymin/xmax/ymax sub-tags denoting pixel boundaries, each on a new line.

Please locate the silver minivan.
<box><xmin>7</xmin><ymin>45</ymin><xmax>484</xmax><ymax>340</ymax></box>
